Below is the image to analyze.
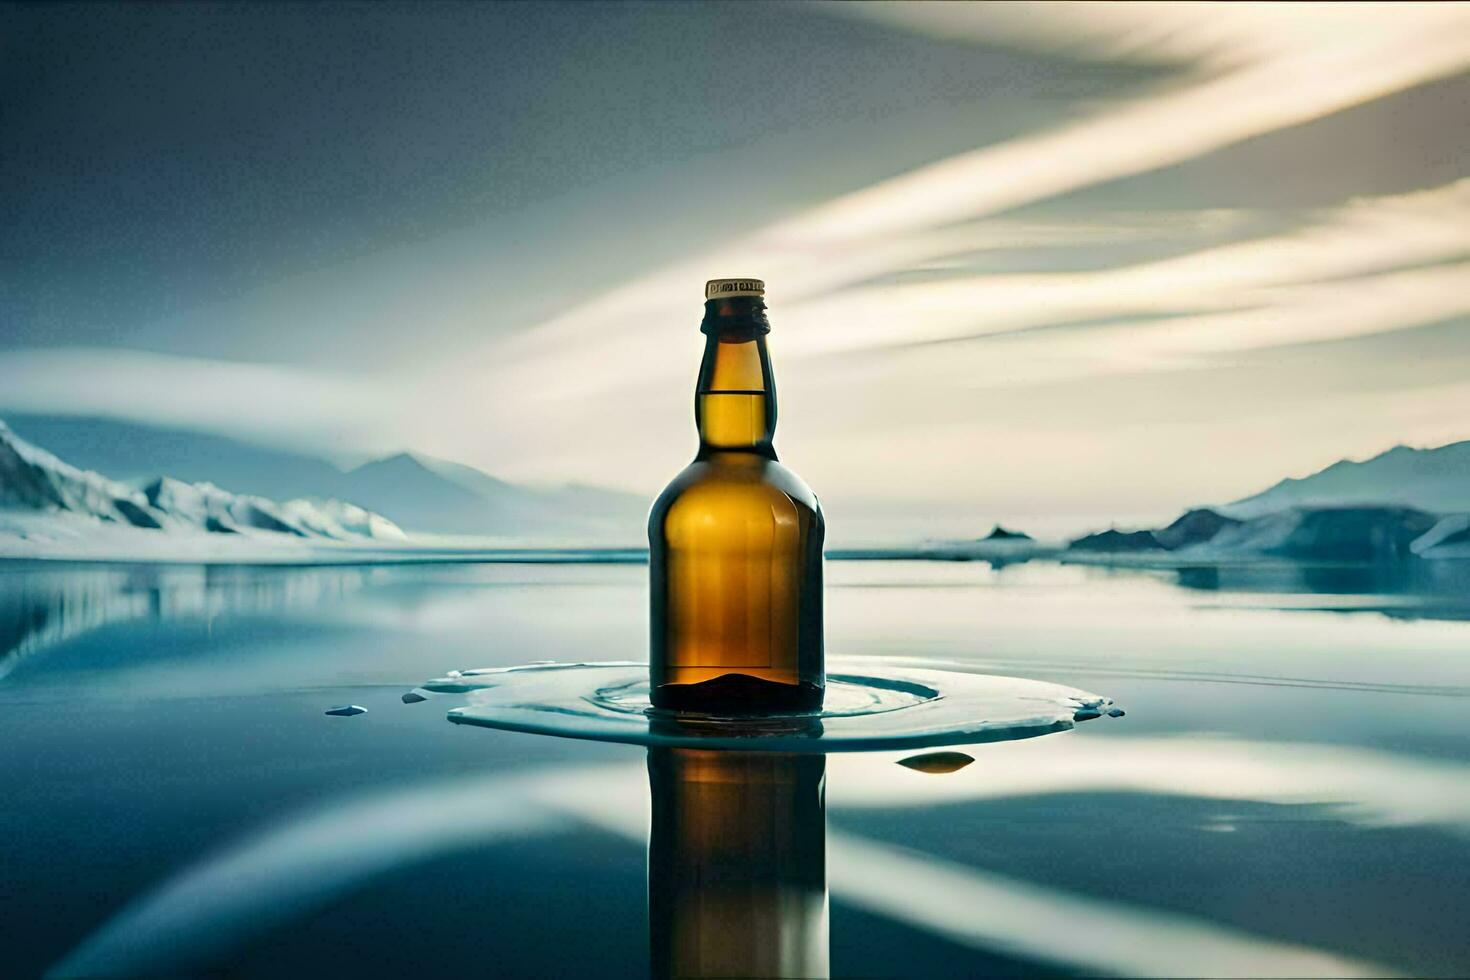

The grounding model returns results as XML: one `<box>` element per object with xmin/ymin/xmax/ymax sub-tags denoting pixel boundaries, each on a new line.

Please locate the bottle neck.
<box><xmin>696</xmin><ymin>297</ymin><xmax>777</xmax><ymax>459</ymax></box>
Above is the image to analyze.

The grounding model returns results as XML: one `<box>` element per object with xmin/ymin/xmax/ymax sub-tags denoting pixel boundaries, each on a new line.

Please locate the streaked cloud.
<box><xmin>424</xmin><ymin>5</ymin><xmax>1468</xmax><ymax>515</ymax></box>
<box><xmin>779</xmin><ymin>181</ymin><xmax>1470</xmax><ymax>362</ymax></box>
<box><xmin>0</xmin><ymin>349</ymin><xmax>391</xmax><ymax>457</ymax></box>
<box><xmin>3</xmin><ymin>3</ymin><xmax>1467</xmax><ymax>530</ymax></box>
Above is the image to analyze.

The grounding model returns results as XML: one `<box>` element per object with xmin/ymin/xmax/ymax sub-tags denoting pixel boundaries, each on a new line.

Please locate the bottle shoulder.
<box><xmin>650</xmin><ymin>454</ymin><xmax>822</xmax><ymax>525</ymax></box>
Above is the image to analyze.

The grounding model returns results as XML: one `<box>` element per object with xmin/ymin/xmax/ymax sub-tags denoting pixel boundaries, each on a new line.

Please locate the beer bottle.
<box><xmin>648</xmin><ymin>278</ymin><xmax>825</xmax><ymax>713</ymax></box>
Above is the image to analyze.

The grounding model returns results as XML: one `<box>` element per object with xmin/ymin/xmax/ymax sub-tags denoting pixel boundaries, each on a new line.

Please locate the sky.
<box><xmin>2</xmin><ymin>2</ymin><xmax>1468</xmax><ymax>536</ymax></box>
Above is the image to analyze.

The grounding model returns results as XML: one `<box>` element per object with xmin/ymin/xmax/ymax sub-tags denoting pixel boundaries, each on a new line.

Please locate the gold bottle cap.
<box><xmin>705</xmin><ymin>278</ymin><xmax>765</xmax><ymax>300</ymax></box>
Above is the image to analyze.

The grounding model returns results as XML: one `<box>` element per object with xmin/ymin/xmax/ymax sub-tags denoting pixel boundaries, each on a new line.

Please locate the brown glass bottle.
<box><xmin>648</xmin><ymin>279</ymin><xmax>824</xmax><ymax>713</ymax></box>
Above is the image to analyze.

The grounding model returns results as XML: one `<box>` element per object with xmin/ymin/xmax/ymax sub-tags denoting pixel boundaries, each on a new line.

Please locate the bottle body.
<box><xmin>650</xmin><ymin>453</ymin><xmax>824</xmax><ymax>711</ymax></box>
<box><xmin>649</xmin><ymin>284</ymin><xmax>825</xmax><ymax>713</ymax></box>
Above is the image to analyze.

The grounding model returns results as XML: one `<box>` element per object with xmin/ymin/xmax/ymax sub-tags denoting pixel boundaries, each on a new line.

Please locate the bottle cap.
<box><xmin>705</xmin><ymin>278</ymin><xmax>765</xmax><ymax>300</ymax></box>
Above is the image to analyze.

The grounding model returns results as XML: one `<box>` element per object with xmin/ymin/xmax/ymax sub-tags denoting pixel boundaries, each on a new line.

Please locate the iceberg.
<box><xmin>1411</xmin><ymin>515</ymin><xmax>1470</xmax><ymax>559</ymax></box>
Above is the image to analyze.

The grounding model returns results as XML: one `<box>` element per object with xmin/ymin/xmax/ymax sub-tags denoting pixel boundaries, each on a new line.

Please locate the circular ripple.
<box><xmin>423</xmin><ymin>660</ymin><xmax>1119</xmax><ymax>753</ymax></box>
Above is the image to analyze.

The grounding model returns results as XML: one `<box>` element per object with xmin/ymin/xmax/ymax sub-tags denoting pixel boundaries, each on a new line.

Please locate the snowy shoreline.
<box><xmin>0</xmin><ymin>513</ymin><xmax>647</xmax><ymax>566</ymax></box>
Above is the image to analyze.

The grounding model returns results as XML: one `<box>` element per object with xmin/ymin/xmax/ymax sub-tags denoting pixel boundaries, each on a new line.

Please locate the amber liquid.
<box><xmin>649</xmin><ymin>297</ymin><xmax>824</xmax><ymax>713</ymax></box>
<box><xmin>648</xmin><ymin>748</ymin><xmax>829</xmax><ymax>979</ymax></box>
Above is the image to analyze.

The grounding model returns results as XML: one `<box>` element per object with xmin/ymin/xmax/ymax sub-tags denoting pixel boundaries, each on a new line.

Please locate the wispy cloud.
<box><xmin>5</xmin><ymin>4</ymin><xmax>1466</xmax><ymax>526</ymax></box>
<box><xmin>0</xmin><ymin>349</ymin><xmax>391</xmax><ymax>457</ymax></box>
<box><xmin>782</xmin><ymin>181</ymin><xmax>1470</xmax><ymax>364</ymax></box>
<box><xmin>419</xmin><ymin>6</ymin><xmax>1469</xmax><ymax>511</ymax></box>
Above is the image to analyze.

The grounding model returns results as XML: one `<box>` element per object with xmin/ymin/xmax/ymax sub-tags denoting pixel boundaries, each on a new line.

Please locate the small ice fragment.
<box><xmin>897</xmin><ymin>751</ymin><xmax>975</xmax><ymax>774</ymax></box>
<box><xmin>1073</xmin><ymin>707</ymin><xmax>1102</xmax><ymax>721</ymax></box>
<box><xmin>1107</xmin><ymin>707</ymin><xmax>1125</xmax><ymax>717</ymax></box>
<box><xmin>447</xmin><ymin>670</ymin><xmax>463</xmax><ymax>679</ymax></box>
<box><xmin>401</xmin><ymin>692</ymin><xmax>428</xmax><ymax>704</ymax></box>
<box><xmin>325</xmin><ymin>705</ymin><xmax>367</xmax><ymax>717</ymax></box>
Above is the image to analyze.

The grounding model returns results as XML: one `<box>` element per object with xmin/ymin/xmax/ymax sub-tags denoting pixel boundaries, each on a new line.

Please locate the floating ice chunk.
<box><xmin>1108</xmin><ymin>707</ymin><xmax>1126</xmax><ymax>717</ymax></box>
<box><xmin>898</xmin><ymin>751</ymin><xmax>975</xmax><ymax>774</ymax></box>
<box><xmin>401</xmin><ymin>692</ymin><xmax>428</xmax><ymax>704</ymax></box>
<box><xmin>325</xmin><ymin>705</ymin><xmax>367</xmax><ymax>716</ymax></box>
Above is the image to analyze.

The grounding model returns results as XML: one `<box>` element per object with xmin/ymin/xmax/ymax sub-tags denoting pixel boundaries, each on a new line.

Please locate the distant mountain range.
<box><xmin>1226</xmin><ymin>440</ymin><xmax>1470</xmax><ymax>517</ymax></box>
<box><xmin>6</xmin><ymin>413</ymin><xmax>1470</xmax><ymax>561</ymax></box>
<box><xmin>3</xmin><ymin>414</ymin><xmax>646</xmax><ymax>539</ymax></box>
<box><xmin>1064</xmin><ymin>440</ymin><xmax>1470</xmax><ymax>563</ymax></box>
<box><xmin>1067</xmin><ymin>505</ymin><xmax>1461</xmax><ymax>562</ymax></box>
<box><xmin>0</xmin><ymin>420</ymin><xmax>402</xmax><ymax>543</ymax></box>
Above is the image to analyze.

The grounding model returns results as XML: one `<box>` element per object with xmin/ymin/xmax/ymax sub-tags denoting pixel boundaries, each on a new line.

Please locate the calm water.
<box><xmin>3</xmin><ymin>558</ymin><xmax>1469</xmax><ymax>978</ymax></box>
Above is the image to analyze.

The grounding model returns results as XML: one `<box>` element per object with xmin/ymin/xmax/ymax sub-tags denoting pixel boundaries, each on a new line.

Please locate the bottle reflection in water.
<box><xmin>648</xmin><ymin>278</ymin><xmax>825</xmax><ymax>714</ymax></box>
<box><xmin>647</xmin><ymin>748</ymin><xmax>828</xmax><ymax>979</ymax></box>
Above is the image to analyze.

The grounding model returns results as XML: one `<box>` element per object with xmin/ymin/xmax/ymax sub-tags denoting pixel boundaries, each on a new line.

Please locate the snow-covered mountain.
<box><xmin>2</xmin><ymin>414</ymin><xmax>351</xmax><ymax>501</ymax></box>
<box><xmin>0</xmin><ymin>421</ymin><xmax>403</xmax><ymax>542</ymax></box>
<box><xmin>3</xmin><ymin>414</ymin><xmax>646</xmax><ymax>538</ymax></box>
<box><xmin>1227</xmin><ymin>441</ymin><xmax>1470</xmax><ymax>517</ymax></box>
<box><xmin>0</xmin><ymin>420</ymin><xmax>160</xmax><ymax>527</ymax></box>
<box><xmin>1060</xmin><ymin>439</ymin><xmax>1470</xmax><ymax>564</ymax></box>
<box><xmin>1065</xmin><ymin>503</ymin><xmax>1470</xmax><ymax>563</ymax></box>
<box><xmin>339</xmin><ymin>451</ymin><xmax>647</xmax><ymax>537</ymax></box>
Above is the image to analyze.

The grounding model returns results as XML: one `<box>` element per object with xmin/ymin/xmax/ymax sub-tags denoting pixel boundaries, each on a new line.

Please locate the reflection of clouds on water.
<box><xmin>829</xmin><ymin>737</ymin><xmax>1470</xmax><ymax>833</ymax></box>
<box><xmin>826</xmin><ymin>832</ymin><xmax>1383</xmax><ymax>980</ymax></box>
<box><xmin>877</xmin><ymin>653</ymin><xmax>1470</xmax><ymax>700</ymax></box>
<box><xmin>0</xmin><ymin>564</ymin><xmax>376</xmax><ymax>680</ymax></box>
<box><xmin>56</xmin><ymin>730</ymin><xmax>1466</xmax><ymax>978</ymax></box>
<box><xmin>48</xmin><ymin>770</ymin><xmax>568</xmax><ymax>978</ymax></box>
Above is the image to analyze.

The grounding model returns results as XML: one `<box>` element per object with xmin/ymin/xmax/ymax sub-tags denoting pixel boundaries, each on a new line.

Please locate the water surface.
<box><xmin>2</xmin><ymin>559</ymin><xmax>1468</xmax><ymax>977</ymax></box>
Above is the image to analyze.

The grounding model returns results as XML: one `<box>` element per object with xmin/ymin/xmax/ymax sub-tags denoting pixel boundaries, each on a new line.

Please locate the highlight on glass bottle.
<box><xmin>648</xmin><ymin>278</ymin><xmax>825</xmax><ymax>714</ymax></box>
